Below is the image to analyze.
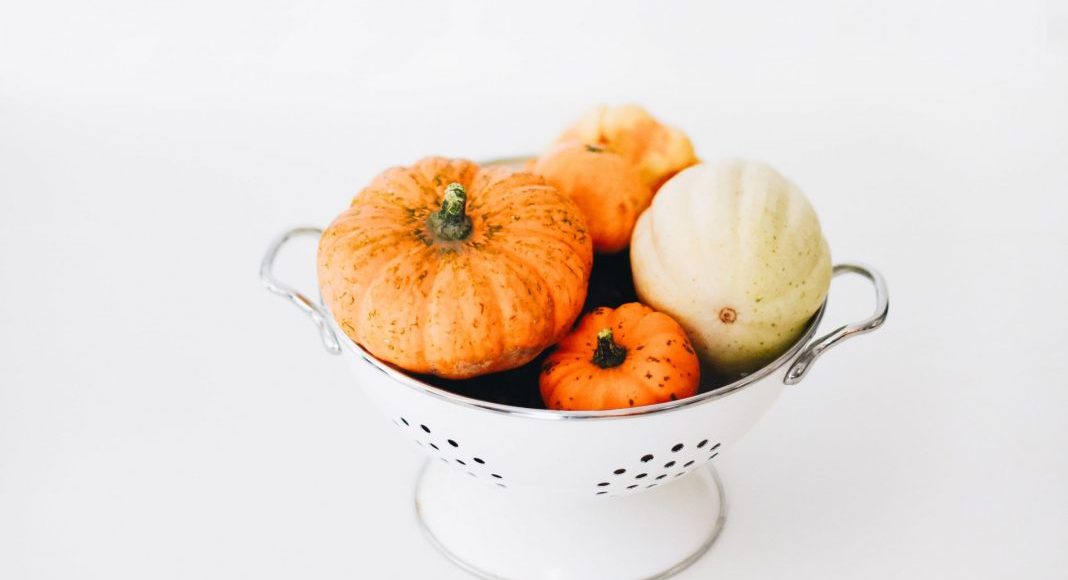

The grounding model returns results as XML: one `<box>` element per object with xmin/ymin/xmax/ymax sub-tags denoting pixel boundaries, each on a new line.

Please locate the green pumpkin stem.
<box><xmin>592</xmin><ymin>328</ymin><xmax>627</xmax><ymax>368</ymax></box>
<box><xmin>428</xmin><ymin>182</ymin><xmax>473</xmax><ymax>241</ymax></box>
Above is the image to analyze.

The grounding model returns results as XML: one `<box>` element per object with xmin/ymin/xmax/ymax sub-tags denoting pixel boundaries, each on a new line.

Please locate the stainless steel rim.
<box><xmin>261</xmin><ymin>225</ymin><xmax>889</xmax><ymax>419</ymax></box>
<box><xmin>412</xmin><ymin>461</ymin><xmax>728</xmax><ymax>580</ymax></box>
<box><xmin>333</xmin><ymin>304</ymin><xmax>824</xmax><ymax>420</ymax></box>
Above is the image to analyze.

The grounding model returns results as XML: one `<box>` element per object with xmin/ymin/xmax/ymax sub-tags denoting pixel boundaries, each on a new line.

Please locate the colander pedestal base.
<box><xmin>415</xmin><ymin>460</ymin><xmax>726</xmax><ymax>580</ymax></box>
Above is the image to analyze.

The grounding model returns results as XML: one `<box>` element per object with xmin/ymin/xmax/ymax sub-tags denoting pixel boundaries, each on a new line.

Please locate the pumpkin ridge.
<box><xmin>465</xmin><ymin>175</ymin><xmax>593</xmax><ymax>256</ymax></box>
<box><xmin>378</xmin><ymin>244</ymin><xmax>441</xmax><ymax>369</ymax></box>
<box><xmin>643</xmin><ymin>196</ymin><xmax>689</xmax><ymax>299</ymax></box>
<box><xmin>324</xmin><ymin>243</ymin><xmax>420</xmax><ymax>368</ymax></box>
<box><xmin>328</xmin><ymin>228</ymin><xmax>414</xmax><ymax>281</ymax></box>
<box><xmin>595</xmin><ymin>105</ymin><xmax>608</xmax><ymax>143</ymax></box>
<box><xmin>403</xmin><ymin>168</ymin><xmax>441</xmax><ymax>207</ymax></box>
<box><xmin>493</xmin><ymin>207</ymin><xmax>593</xmax><ymax>253</ymax></box>
<box><xmin>478</xmin><ymin>249</ymin><xmax>555</xmax><ymax>350</ymax></box>
<box><xmin>733</xmin><ymin>163</ymin><xmax>757</xmax><ymax>295</ymax></box>
<box><xmin>624</xmin><ymin>310</ymin><xmax>678</xmax><ymax>342</ymax></box>
<box><xmin>329</xmin><ymin>223</ymin><xmax>411</xmax><ymax>260</ymax></box>
<box><xmin>408</xmin><ymin>246</ymin><xmax>440</xmax><ymax>372</ymax></box>
<box><xmin>468</xmin><ymin>167</ymin><xmax>534</xmax><ymax>210</ymax></box>
<box><xmin>497</xmin><ymin>224</ymin><xmax>593</xmax><ymax>277</ymax></box>
<box><xmin>333</xmin><ymin>197</ymin><xmax>413</xmax><ymax>224</ymax></box>
<box><xmin>319</xmin><ymin>229</ymin><xmax>401</xmax><ymax>308</ymax></box>
<box><xmin>414</xmin><ymin>157</ymin><xmax>479</xmax><ymax>197</ymax></box>
<box><xmin>540</xmin><ymin>362</ymin><xmax>584</xmax><ymax>409</ymax></box>
<box><xmin>574</xmin><ymin>307</ymin><xmax>614</xmax><ymax>340</ymax></box>
<box><xmin>475</xmin><ymin>183</ymin><xmax>570</xmax><ymax>220</ymax></box>
<box><xmin>475</xmin><ymin>185</ymin><xmax>567</xmax><ymax>212</ymax></box>
<box><xmin>350</xmin><ymin>243</ymin><xmax>427</xmax><ymax>345</ymax></box>
<box><xmin>626</xmin><ymin>326</ymin><xmax>691</xmax><ymax>353</ymax></box>
<box><xmin>615</xmin><ymin>374</ymin><xmax>651</xmax><ymax>408</ymax></box>
<box><xmin>370</xmin><ymin>167</ymin><xmax>437</xmax><ymax>207</ymax></box>
<box><xmin>334</xmin><ymin>212</ymin><xmax>414</xmax><ymax>234</ymax></box>
<box><xmin>483</xmin><ymin>244</ymin><xmax>561</xmax><ymax>341</ymax></box>
<box><xmin>420</xmin><ymin>253</ymin><xmax>487</xmax><ymax>375</ymax></box>
<box><xmin>465</xmin><ymin>254</ymin><xmax>510</xmax><ymax>363</ymax></box>
<box><xmin>462</xmin><ymin>254</ymin><xmax>510</xmax><ymax>361</ymax></box>
<box><xmin>342</xmin><ymin>192</ymin><xmax>414</xmax><ymax>219</ymax></box>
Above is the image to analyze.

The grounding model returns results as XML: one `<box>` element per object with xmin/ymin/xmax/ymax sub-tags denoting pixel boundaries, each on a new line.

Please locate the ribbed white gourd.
<box><xmin>630</xmin><ymin>160</ymin><xmax>832</xmax><ymax>375</ymax></box>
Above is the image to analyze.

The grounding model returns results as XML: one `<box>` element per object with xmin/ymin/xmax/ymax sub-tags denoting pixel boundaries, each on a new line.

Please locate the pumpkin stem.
<box><xmin>428</xmin><ymin>182</ymin><xmax>474</xmax><ymax>241</ymax></box>
<box><xmin>592</xmin><ymin>328</ymin><xmax>627</xmax><ymax>368</ymax></box>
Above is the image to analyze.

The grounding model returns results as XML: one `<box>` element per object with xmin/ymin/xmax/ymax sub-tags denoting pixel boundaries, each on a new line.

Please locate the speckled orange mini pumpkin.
<box><xmin>554</xmin><ymin>105</ymin><xmax>698</xmax><ymax>192</ymax></box>
<box><xmin>318</xmin><ymin>157</ymin><xmax>593</xmax><ymax>379</ymax></box>
<box><xmin>530</xmin><ymin>142</ymin><xmax>652</xmax><ymax>254</ymax></box>
<box><xmin>540</xmin><ymin>303</ymin><xmax>700</xmax><ymax>410</ymax></box>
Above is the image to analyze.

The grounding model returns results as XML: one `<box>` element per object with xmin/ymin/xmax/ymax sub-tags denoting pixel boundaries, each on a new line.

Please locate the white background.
<box><xmin>2</xmin><ymin>1</ymin><xmax>1067</xmax><ymax>578</ymax></box>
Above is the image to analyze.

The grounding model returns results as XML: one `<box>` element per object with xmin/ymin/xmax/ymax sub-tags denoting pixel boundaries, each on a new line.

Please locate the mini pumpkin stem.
<box><xmin>428</xmin><ymin>182</ymin><xmax>473</xmax><ymax>241</ymax></box>
<box><xmin>592</xmin><ymin>327</ymin><xmax>627</xmax><ymax>368</ymax></box>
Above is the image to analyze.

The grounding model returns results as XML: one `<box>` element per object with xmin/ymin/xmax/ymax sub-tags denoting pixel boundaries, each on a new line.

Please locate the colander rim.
<box><xmin>332</xmin><ymin>301</ymin><xmax>826</xmax><ymax>420</ymax></box>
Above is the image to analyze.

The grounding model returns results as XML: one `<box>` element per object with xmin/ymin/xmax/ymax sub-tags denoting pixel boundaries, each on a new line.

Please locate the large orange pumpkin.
<box><xmin>530</xmin><ymin>142</ymin><xmax>652</xmax><ymax>254</ymax></box>
<box><xmin>554</xmin><ymin>105</ymin><xmax>698</xmax><ymax>192</ymax></box>
<box><xmin>318</xmin><ymin>157</ymin><xmax>593</xmax><ymax>379</ymax></box>
<box><xmin>540</xmin><ymin>303</ymin><xmax>700</xmax><ymax>410</ymax></box>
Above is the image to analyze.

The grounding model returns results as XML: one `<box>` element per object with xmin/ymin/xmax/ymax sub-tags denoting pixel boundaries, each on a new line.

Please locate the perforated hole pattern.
<box><xmin>394</xmin><ymin>416</ymin><xmax>719</xmax><ymax>496</ymax></box>
<box><xmin>594</xmin><ymin>438</ymin><xmax>721</xmax><ymax>497</ymax></box>
<box><xmin>393</xmin><ymin>417</ymin><xmax>506</xmax><ymax>487</ymax></box>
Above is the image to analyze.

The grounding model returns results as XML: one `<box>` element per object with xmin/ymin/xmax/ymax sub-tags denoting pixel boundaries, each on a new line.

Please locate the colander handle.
<box><xmin>783</xmin><ymin>263</ymin><xmax>888</xmax><ymax>385</ymax></box>
<box><xmin>260</xmin><ymin>227</ymin><xmax>342</xmax><ymax>355</ymax></box>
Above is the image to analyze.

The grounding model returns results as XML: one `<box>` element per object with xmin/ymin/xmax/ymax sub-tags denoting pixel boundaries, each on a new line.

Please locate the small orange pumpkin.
<box><xmin>554</xmin><ymin>105</ymin><xmax>698</xmax><ymax>192</ymax></box>
<box><xmin>530</xmin><ymin>142</ymin><xmax>652</xmax><ymax>254</ymax></box>
<box><xmin>318</xmin><ymin>157</ymin><xmax>593</xmax><ymax>379</ymax></box>
<box><xmin>540</xmin><ymin>303</ymin><xmax>700</xmax><ymax>410</ymax></box>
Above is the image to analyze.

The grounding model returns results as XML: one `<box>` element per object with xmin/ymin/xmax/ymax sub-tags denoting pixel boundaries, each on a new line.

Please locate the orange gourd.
<box><xmin>540</xmin><ymin>303</ymin><xmax>700</xmax><ymax>410</ymax></box>
<box><xmin>318</xmin><ymin>157</ymin><xmax>593</xmax><ymax>379</ymax></box>
<box><xmin>554</xmin><ymin>105</ymin><xmax>698</xmax><ymax>192</ymax></box>
<box><xmin>530</xmin><ymin>142</ymin><xmax>652</xmax><ymax>254</ymax></box>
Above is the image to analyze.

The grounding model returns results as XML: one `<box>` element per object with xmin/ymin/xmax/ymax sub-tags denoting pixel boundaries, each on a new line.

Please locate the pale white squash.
<box><xmin>630</xmin><ymin>160</ymin><xmax>831</xmax><ymax>375</ymax></box>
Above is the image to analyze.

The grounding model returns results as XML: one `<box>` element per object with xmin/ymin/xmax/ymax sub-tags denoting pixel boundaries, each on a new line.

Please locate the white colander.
<box><xmin>261</xmin><ymin>221</ymin><xmax>887</xmax><ymax>579</ymax></box>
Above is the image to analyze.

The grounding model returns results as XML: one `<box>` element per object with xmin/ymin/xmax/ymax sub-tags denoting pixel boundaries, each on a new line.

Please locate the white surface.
<box><xmin>1</xmin><ymin>1</ymin><xmax>1066</xmax><ymax>578</ymax></box>
<box><xmin>416</xmin><ymin>460</ymin><xmax>723</xmax><ymax>579</ymax></box>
